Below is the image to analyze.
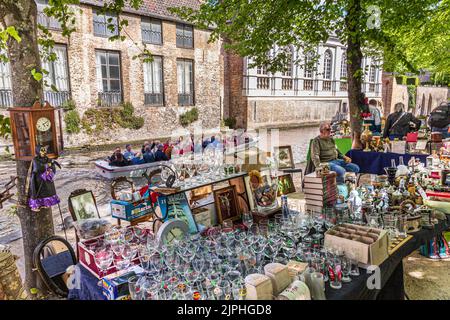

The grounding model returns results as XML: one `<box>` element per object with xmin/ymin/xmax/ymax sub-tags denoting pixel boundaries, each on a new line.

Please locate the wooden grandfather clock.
<box><xmin>8</xmin><ymin>101</ymin><xmax>63</xmax><ymax>160</ymax></box>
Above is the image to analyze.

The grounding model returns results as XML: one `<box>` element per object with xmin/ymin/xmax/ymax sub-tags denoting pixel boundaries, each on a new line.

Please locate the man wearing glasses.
<box><xmin>311</xmin><ymin>122</ymin><xmax>360</xmax><ymax>184</ymax></box>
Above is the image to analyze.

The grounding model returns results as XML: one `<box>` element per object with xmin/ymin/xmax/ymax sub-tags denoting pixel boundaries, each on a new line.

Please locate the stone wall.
<box><xmin>415</xmin><ymin>86</ymin><xmax>448</xmax><ymax>116</ymax></box>
<box><xmin>382</xmin><ymin>72</ymin><xmax>448</xmax><ymax>117</ymax></box>
<box><xmin>51</xmin><ymin>4</ymin><xmax>222</xmax><ymax>147</ymax></box>
<box><xmin>245</xmin><ymin>99</ymin><xmax>341</xmax><ymax>130</ymax></box>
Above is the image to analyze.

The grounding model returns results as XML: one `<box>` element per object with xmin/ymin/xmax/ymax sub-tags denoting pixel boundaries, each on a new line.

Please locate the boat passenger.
<box><xmin>109</xmin><ymin>147</ymin><xmax>130</xmax><ymax>167</ymax></box>
<box><xmin>123</xmin><ymin>144</ymin><xmax>136</xmax><ymax>161</ymax></box>
<box><xmin>143</xmin><ymin>146</ymin><xmax>155</xmax><ymax>163</ymax></box>
<box><xmin>155</xmin><ymin>144</ymin><xmax>169</xmax><ymax>161</ymax></box>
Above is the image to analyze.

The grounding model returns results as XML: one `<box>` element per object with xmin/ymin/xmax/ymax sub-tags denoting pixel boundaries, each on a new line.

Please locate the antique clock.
<box><xmin>8</xmin><ymin>101</ymin><xmax>63</xmax><ymax>160</ymax></box>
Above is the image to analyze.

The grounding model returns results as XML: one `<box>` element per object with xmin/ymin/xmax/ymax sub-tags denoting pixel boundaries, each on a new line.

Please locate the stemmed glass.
<box><xmin>94</xmin><ymin>247</ymin><xmax>113</xmax><ymax>286</ymax></box>
<box><xmin>242</xmin><ymin>212</ymin><xmax>253</xmax><ymax>234</ymax></box>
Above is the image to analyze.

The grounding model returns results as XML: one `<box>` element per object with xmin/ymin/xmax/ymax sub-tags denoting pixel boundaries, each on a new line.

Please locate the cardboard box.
<box><xmin>110</xmin><ymin>199</ymin><xmax>154</xmax><ymax>221</ymax></box>
<box><xmin>324</xmin><ymin>224</ymin><xmax>389</xmax><ymax>268</ymax></box>
<box><xmin>102</xmin><ymin>265</ymin><xmax>145</xmax><ymax>300</ymax></box>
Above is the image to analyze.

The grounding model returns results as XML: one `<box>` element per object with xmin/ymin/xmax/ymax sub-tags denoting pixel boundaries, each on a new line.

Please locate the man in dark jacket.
<box><xmin>154</xmin><ymin>144</ymin><xmax>169</xmax><ymax>161</ymax></box>
<box><xmin>143</xmin><ymin>146</ymin><xmax>155</xmax><ymax>163</ymax></box>
<box><xmin>109</xmin><ymin>147</ymin><xmax>130</xmax><ymax>167</ymax></box>
<box><xmin>383</xmin><ymin>102</ymin><xmax>421</xmax><ymax>140</ymax></box>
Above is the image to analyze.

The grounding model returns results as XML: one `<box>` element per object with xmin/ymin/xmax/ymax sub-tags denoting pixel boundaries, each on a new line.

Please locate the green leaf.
<box><xmin>31</xmin><ymin>69</ymin><xmax>43</xmax><ymax>81</ymax></box>
<box><xmin>6</xmin><ymin>26</ymin><xmax>21</xmax><ymax>42</ymax></box>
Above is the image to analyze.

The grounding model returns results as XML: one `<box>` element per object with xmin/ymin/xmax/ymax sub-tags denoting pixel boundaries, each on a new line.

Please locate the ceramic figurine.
<box><xmin>347</xmin><ymin>188</ymin><xmax>362</xmax><ymax>221</ymax></box>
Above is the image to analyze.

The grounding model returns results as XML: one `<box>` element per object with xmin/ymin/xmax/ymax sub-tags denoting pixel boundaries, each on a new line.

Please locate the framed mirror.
<box><xmin>68</xmin><ymin>189</ymin><xmax>100</xmax><ymax>222</ymax></box>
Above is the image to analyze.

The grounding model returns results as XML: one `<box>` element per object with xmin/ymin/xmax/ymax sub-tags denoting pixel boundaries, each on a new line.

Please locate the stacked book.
<box><xmin>304</xmin><ymin>172</ymin><xmax>338</xmax><ymax>212</ymax></box>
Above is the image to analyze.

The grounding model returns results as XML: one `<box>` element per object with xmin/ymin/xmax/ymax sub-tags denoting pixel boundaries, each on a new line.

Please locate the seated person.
<box><xmin>383</xmin><ymin>102</ymin><xmax>421</xmax><ymax>140</ymax></box>
<box><xmin>123</xmin><ymin>144</ymin><xmax>136</xmax><ymax>161</ymax></box>
<box><xmin>154</xmin><ymin>144</ymin><xmax>169</xmax><ymax>161</ymax></box>
<box><xmin>141</xmin><ymin>141</ymin><xmax>150</xmax><ymax>154</ymax></box>
<box><xmin>143</xmin><ymin>146</ymin><xmax>155</xmax><ymax>163</ymax></box>
<box><xmin>311</xmin><ymin>122</ymin><xmax>360</xmax><ymax>184</ymax></box>
<box><xmin>109</xmin><ymin>147</ymin><xmax>130</xmax><ymax>167</ymax></box>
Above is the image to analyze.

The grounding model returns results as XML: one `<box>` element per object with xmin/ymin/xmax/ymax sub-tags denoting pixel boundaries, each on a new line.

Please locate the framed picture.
<box><xmin>158</xmin><ymin>193</ymin><xmax>199</xmax><ymax>234</ymax></box>
<box><xmin>214</xmin><ymin>185</ymin><xmax>240</xmax><ymax>224</ymax></box>
<box><xmin>277</xmin><ymin>174</ymin><xmax>296</xmax><ymax>196</ymax></box>
<box><xmin>248</xmin><ymin>170</ymin><xmax>279</xmax><ymax>213</ymax></box>
<box><xmin>274</xmin><ymin>145</ymin><xmax>294</xmax><ymax>169</ymax></box>
<box><xmin>68</xmin><ymin>189</ymin><xmax>100</xmax><ymax>221</ymax></box>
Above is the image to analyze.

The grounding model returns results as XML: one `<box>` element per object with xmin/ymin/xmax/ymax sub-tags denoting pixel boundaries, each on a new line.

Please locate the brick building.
<box><xmin>223</xmin><ymin>36</ymin><xmax>383</xmax><ymax>130</ymax></box>
<box><xmin>0</xmin><ymin>0</ymin><xmax>224</xmax><ymax>147</ymax></box>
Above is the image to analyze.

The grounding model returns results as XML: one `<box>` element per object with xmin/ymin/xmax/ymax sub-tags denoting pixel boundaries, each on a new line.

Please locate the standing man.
<box><xmin>366</xmin><ymin>99</ymin><xmax>382</xmax><ymax>134</ymax></box>
<box><xmin>311</xmin><ymin>122</ymin><xmax>360</xmax><ymax>184</ymax></box>
<box><xmin>383</xmin><ymin>102</ymin><xmax>421</xmax><ymax>140</ymax></box>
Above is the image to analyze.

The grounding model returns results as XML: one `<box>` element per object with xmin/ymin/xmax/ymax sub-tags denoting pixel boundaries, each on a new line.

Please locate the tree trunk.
<box><xmin>345</xmin><ymin>0</ymin><xmax>364</xmax><ymax>149</ymax></box>
<box><xmin>1</xmin><ymin>0</ymin><xmax>54</xmax><ymax>295</ymax></box>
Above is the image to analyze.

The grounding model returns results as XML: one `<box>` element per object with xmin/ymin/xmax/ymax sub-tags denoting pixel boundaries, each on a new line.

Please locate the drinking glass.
<box><xmin>94</xmin><ymin>248</ymin><xmax>113</xmax><ymax>286</ymax></box>
<box><xmin>114</xmin><ymin>255</ymin><xmax>131</xmax><ymax>271</ymax></box>
<box><xmin>329</xmin><ymin>257</ymin><xmax>342</xmax><ymax>289</ymax></box>
<box><xmin>128</xmin><ymin>275</ymin><xmax>140</xmax><ymax>300</ymax></box>
<box><xmin>341</xmin><ymin>255</ymin><xmax>352</xmax><ymax>283</ymax></box>
<box><xmin>397</xmin><ymin>215</ymin><xmax>408</xmax><ymax>238</ymax></box>
<box><xmin>242</xmin><ymin>212</ymin><xmax>253</xmax><ymax>232</ymax></box>
<box><xmin>348</xmin><ymin>252</ymin><xmax>360</xmax><ymax>277</ymax></box>
<box><xmin>310</xmin><ymin>272</ymin><xmax>326</xmax><ymax>300</ymax></box>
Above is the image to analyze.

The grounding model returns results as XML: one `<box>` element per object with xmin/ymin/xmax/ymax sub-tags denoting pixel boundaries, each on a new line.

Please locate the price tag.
<box><xmin>417</xmin><ymin>185</ymin><xmax>428</xmax><ymax>200</ymax></box>
<box><xmin>415</xmin><ymin>140</ymin><xmax>427</xmax><ymax>150</ymax></box>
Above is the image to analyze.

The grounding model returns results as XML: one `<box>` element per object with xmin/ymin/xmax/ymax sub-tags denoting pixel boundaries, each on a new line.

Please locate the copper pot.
<box><xmin>431</xmin><ymin>132</ymin><xmax>443</xmax><ymax>143</ymax></box>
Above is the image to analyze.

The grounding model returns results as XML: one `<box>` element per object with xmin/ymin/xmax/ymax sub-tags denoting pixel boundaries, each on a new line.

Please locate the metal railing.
<box><xmin>98</xmin><ymin>91</ymin><xmax>122</xmax><ymax>107</ymax></box>
<box><xmin>178</xmin><ymin>93</ymin><xmax>194</xmax><ymax>106</ymax></box>
<box><xmin>0</xmin><ymin>90</ymin><xmax>12</xmax><ymax>108</ymax></box>
<box><xmin>44</xmin><ymin>91</ymin><xmax>70</xmax><ymax>107</ymax></box>
<box><xmin>144</xmin><ymin>93</ymin><xmax>164</xmax><ymax>106</ymax></box>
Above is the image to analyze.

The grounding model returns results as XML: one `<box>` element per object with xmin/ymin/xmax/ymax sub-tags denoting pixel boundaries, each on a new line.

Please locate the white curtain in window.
<box><xmin>323</xmin><ymin>50</ymin><xmax>332</xmax><ymax>80</ymax></box>
<box><xmin>184</xmin><ymin>61</ymin><xmax>192</xmax><ymax>94</ymax></box>
<box><xmin>0</xmin><ymin>61</ymin><xmax>11</xmax><ymax>90</ymax></box>
<box><xmin>153</xmin><ymin>57</ymin><xmax>161</xmax><ymax>94</ymax></box>
<box><xmin>95</xmin><ymin>52</ymin><xmax>103</xmax><ymax>92</ymax></box>
<box><xmin>177</xmin><ymin>61</ymin><xmax>184</xmax><ymax>94</ymax></box>
<box><xmin>53</xmin><ymin>46</ymin><xmax>68</xmax><ymax>91</ymax></box>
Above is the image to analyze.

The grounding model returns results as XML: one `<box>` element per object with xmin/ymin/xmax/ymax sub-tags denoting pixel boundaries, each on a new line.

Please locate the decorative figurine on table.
<box><xmin>360</xmin><ymin>123</ymin><xmax>373</xmax><ymax>152</ymax></box>
<box><xmin>28</xmin><ymin>145</ymin><xmax>61</xmax><ymax>212</ymax></box>
<box><xmin>347</xmin><ymin>187</ymin><xmax>362</xmax><ymax>222</ymax></box>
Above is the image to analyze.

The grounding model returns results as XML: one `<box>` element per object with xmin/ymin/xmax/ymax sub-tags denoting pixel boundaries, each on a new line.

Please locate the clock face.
<box><xmin>36</xmin><ymin>117</ymin><xmax>51</xmax><ymax>132</ymax></box>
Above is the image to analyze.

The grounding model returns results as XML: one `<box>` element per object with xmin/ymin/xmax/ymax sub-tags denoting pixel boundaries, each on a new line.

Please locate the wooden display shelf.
<box><xmin>388</xmin><ymin>235</ymin><xmax>413</xmax><ymax>255</ymax></box>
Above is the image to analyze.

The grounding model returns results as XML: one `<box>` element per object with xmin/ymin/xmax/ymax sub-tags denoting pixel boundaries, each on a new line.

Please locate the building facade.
<box><xmin>0</xmin><ymin>0</ymin><xmax>223</xmax><ymax>147</ymax></box>
<box><xmin>224</xmin><ymin>36</ymin><xmax>383</xmax><ymax>130</ymax></box>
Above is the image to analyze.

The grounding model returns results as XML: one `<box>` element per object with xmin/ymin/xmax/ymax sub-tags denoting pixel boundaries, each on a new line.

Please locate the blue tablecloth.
<box><xmin>68</xmin><ymin>264</ymin><xmax>105</xmax><ymax>300</ymax></box>
<box><xmin>346</xmin><ymin>150</ymin><xmax>429</xmax><ymax>175</ymax></box>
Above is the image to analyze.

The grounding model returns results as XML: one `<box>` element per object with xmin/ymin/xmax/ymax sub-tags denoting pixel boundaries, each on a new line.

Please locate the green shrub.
<box><xmin>223</xmin><ymin>117</ymin><xmax>237</xmax><ymax>129</ymax></box>
<box><xmin>81</xmin><ymin>102</ymin><xmax>144</xmax><ymax>134</ymax></box>
<box><xmin>179</xmin><ymin>107</ymin><xmax>199</xmax><ymax>127</ymax></box>
<box><xmin>61</xmin><ymin>99</ymin><xmax>76</xmax><ymax>111</ymax></box>
<box><xmin>64</xmin><ymin>110</ymin><xmax>81</xmax><ymax>134</ymax></box>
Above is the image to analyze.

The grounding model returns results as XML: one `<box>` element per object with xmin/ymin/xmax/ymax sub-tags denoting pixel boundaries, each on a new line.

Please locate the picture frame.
<box><xmin>68</xmin><ymin>189</ymin><xmax>100</xmax><ymax>222</ymax></box>
<box><xmin>213</xmin><ymin>185</ymin><xmax>240</xmax><ymax>224</ymax></box>
<box><xmin>277</xmin><ymin>174</ymin><xmax>296</xmax><ymax>196</ymax></box>
<box><xmin>274</xmin><ymin>145</ymin><xmax>295</xmax><ymax>169</ymax></box>
<box><xmin>157</xmin><ymin>192</ymin><xmax>199</xmax><ymax>234</ymax></box>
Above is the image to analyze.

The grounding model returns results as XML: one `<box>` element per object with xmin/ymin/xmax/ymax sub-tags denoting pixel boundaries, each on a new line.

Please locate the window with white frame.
<box><xmin>41</xmin><ymin>44</ymin><xmax>70</xmax><ymax>92</ymax></box>
<box><xmin>177</xmin><ymin>59</ymin><xmax>194</xmax><ymax>106</ymax></box>
<box><xmin>143</xmin><ymin>56</ymin><xmax>164</xmax><ymax>106</ymax></box>
<box><xmin>257</xmin><ymin>65</ymin><xmax>268</xmax><ymax>75</ymax></box>
<box><xmin>0</xmin><ymin>56</ymin><xmax>12</xmax><ymax>107</ymax></box>
<box><xmin>323</xmin><ymin>50</ymin><xmax>332</xmax><ymax>80</ymax></box>
<box><xmin>96</xmin><ymin>50</ymin><xmax>122</xmax><ymax>106</ymax></box>
<box><xmin>340</xmin><ymin>52</ymin><xmax>347</xmax><ymax>79</ymax></box>
<box><xmin>40</xmin><ymin>44</ymin><xmax>70</xmax><ymax>106</ymax></box>
<box><xmin>282</xmin><ymin>47</ymin><xmax>294</xmax><ymax>77</ymax></box>
<box><xmin>369</xmin><ymin>65</ymin><xmax>377</xmax><ymax>82</ymax></box>
<box><xmin>93</xmin><ymin>10</ymin><xmax>119</xmax><ymax>37</ymax></box>
<box><xmin>304</xmin><ymin>53</ymin><xmax>314</xmax><ymax>78</ymax></box>
<box><xmin>141</xmin><ymin>18</ymin><xmax>162</xmax><ymax>45</ymax></box>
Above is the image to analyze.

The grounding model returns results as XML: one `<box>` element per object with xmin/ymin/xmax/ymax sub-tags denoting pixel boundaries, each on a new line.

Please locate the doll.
<box><xmin>28</xmin><ymin>145</ymin><xmax>61</xmax><ymax>211</ymax></box>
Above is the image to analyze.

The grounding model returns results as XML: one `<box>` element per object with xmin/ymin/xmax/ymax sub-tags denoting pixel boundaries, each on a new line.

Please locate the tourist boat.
<box><xmin>94</xmin><ymin>160</ymin><xmax>166</xmax><ymax>179</ymax></box>
<box><xmin>95</xmin><ymin>137</ymin><xmax>260</xmax><ymax>179</ymax></box>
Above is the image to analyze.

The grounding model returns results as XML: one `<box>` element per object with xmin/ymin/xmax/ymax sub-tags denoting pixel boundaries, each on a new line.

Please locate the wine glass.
<box><xmin>94</xmin><ymin>248</ymin><xmax>113</xmax><ymax>286</ymax></box>
<box><xmin>242</xmin><ymin>212</ymin><xmax>253</xmax><ymax>233</ymax></box>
